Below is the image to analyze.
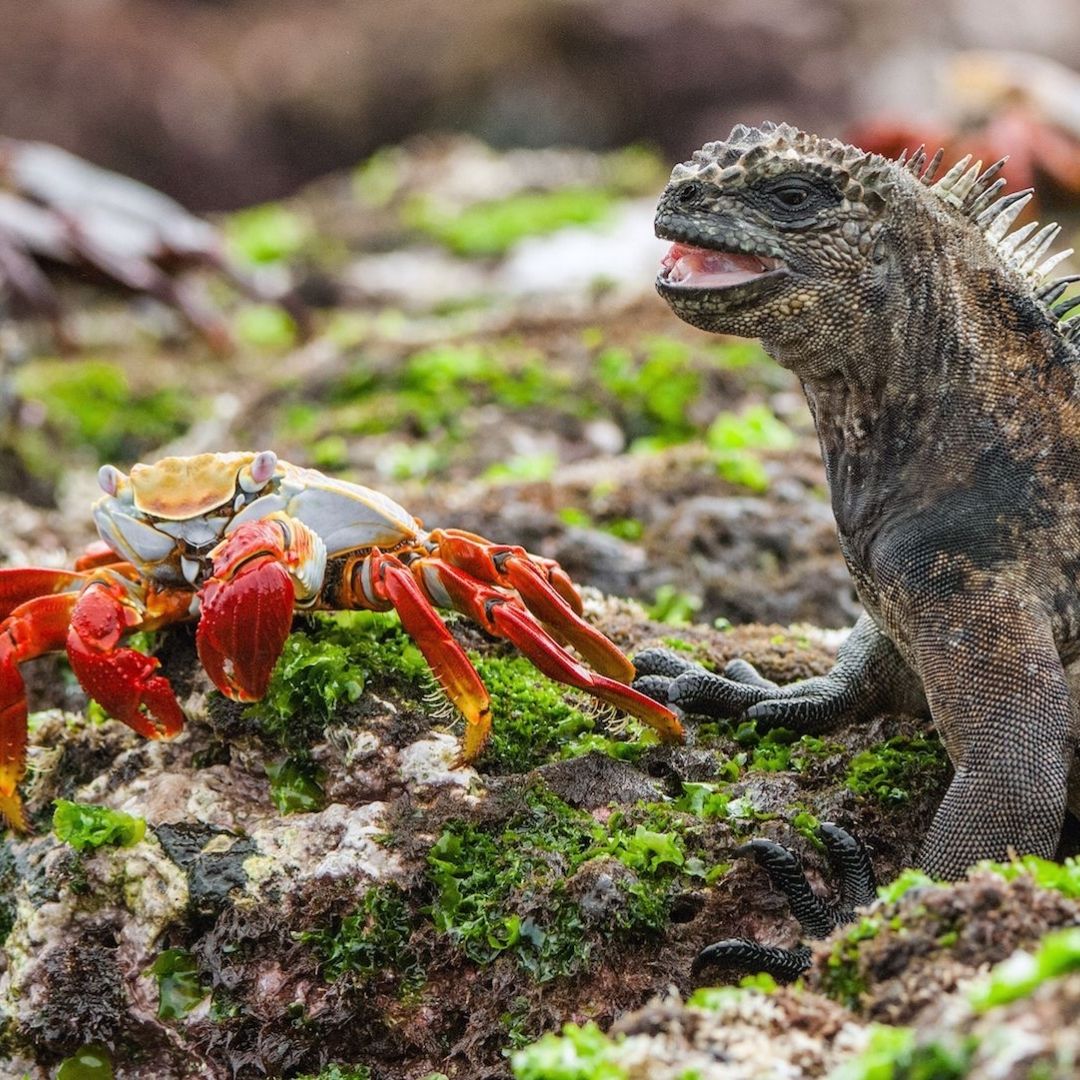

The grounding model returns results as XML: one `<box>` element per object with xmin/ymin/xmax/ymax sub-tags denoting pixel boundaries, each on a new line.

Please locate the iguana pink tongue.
<box><xmin>661</xmin><ymin>242</ymin><xmax>777</xmax><ymax>287</ymax></box>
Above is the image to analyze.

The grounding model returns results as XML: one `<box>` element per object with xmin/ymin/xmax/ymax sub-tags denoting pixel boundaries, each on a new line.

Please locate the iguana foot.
<box><xmin>693</xmin><ymin>823</ymin><xmax>877</xmax><ymax>981</ymax></box>
<box><xmin>634</xmin><ymin>647</ymin><xmax>850</xmax><ymax>728</ymax></box>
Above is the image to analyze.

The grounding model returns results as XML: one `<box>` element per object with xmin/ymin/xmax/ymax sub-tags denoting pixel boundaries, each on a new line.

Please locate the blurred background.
<box><xmin>4</xmin><ymin>0</ymin><xmax>1080</xmax><ymax>631</ymax></box>
<box><xmin>4</xmin><ymin>0</ymin><xmax>1080</xmax><ymax>209</ymax></box>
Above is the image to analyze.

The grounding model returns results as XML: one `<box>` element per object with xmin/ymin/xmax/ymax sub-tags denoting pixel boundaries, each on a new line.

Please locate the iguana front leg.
<box><xmin>911</xmin><ymin>596</ymin><xmax>1079</xmax><ymax>878</ymax></box>
<box><xmin>635</xmin><ymin>612</ymin><xmax>927</xmax><ymax>729</ymax></box>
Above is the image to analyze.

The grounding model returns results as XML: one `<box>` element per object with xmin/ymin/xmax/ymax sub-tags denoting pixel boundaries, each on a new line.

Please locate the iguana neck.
<box><xmin>779</xmin><ymin>265</ymin><xmax>1074</xmax><ymax>541</ymax></box>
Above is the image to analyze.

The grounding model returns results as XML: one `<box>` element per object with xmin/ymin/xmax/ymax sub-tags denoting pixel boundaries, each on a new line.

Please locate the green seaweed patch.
<box><xmin>427</xmin><ymin>786</ymin><xmax>688</xmax><ymax>981</ymax></box>
<box><xmin>56</xmin><ymin>1045</ymin><xmax>114</xmax><ymax>1080</ymax></box>
<box><xmin>233</xmin><ymin>305</ymin><xmax>299</xmax><ymax>350</ymax></box>
<box><xmin>707</xmin><ymin>404</ymin><xmax>797</xmax><ymax>493</ymax></box>
<box><xmin>831</xmin><ymin>1024</ymin><xmax>974</xmax><ymax>1080</ymax></box>
<box><xmin>301</xmin><ymin>884</ymin><xmax>424</xmax><ymax>990</ymax></box>
<box><xmin>473</xmin><ymin>653</ymin><xmax>607</xmax><ymax>772</ymax></box>
<box><xmin>647</xmin><ymin>585</ymin><xmax>703</xmax><ymax>626</ymax></box>
<box><xmin>52</xmin><ymin>800</ymin><xmax>145</xmax><ymax>852</ymax></box>
<box><xmin>597</xmin><ymin>338</ymin><xmax>701</xmax><ymax>447</ymax></box>
<box><xmin>875</xmin><ymin>868</ymin><xmax>940</xmax><ymax>905</ymax></box>
<box><xmin>978</xmin><ymin>854</ymin><xmax>1080</xmax><ymax>898</ymax></box>
<box><xmin>819</xmin><ymin>916</ymin><xmax>881</xmax><ymax>1009</ymax></box>
<box><xmin>970</xmin><ymin>926</ymin><xmax>1080</xmax><ymax>1012</ymax></box>
<box><xmin>296</xmin><ymin>1067</ymin><xmax>373</xmax><ymax>1080</ymax></box>
<box><xmin>320</xmin><ymin>342</ymin><xmax>574</xmax><ymax>448</ymax></box>
<box><xmin>404</xmin><ymin>188</ymin><xmax>615</xmax><ymax>257</ymax></box>
<box><xmin>845</xmin><ymin>735</ymin><xmax>947</xmax><ymax>805</ymax></box>
<box><xmin>14</xmin><ymin>359</ymin><xmax>195</xmax><ymax>469</ymax></box>
<box><xmin>265</xmin><ymin>757</ymin><xmax>326</xmax><ymax>814</ymax></box>
<box><xmin>245</xmin><ymin>610</ymin><xmax>426</xmax><ymax>751</ymax></box>
<box><xmin>511</xmin><ymin>1021</ymin><xmax>627</xmax><ymax>1080</ymax></box>
<box><xmin>225</xmin><ymin>202</ymin><xmax>312</xmax><ymax>265</ymax></box>
<box><xmin>149</xmin><ymin>948</ymin><xmax>209</xmax><ymax>1020</ymax></box>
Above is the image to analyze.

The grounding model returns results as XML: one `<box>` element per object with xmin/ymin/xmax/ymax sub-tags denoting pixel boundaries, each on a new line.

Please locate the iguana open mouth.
<box><xmin>659</xmin><ymin>242</ymin><xmax>786</xmax><ymax>289</ymax></box>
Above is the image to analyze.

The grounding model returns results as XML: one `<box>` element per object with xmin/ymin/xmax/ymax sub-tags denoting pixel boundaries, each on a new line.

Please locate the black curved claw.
<box><xmin>733</xmin><ymin>838</ymin><xmax>834</xmax><ymax>938</ymax></box>
<box><xmin>819</xmin><ymin>821</ymin><xmax>877</xmax><ymax>914</ymax></box>
<box><xmin>693</xmin><ymin>824</ymin><xmax>877</xmax><ymax>982</ymax></box>
<box><xmin>692</xmin><ymin>938</ymin><xmax>812</xmax><ymax>981</ymax></box>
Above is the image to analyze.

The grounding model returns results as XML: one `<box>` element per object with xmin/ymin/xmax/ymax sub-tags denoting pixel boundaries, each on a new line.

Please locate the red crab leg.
<box><xmin>0</xmin><ymin>566</ymin><xmax>86</xmax><ymax>620</ymax></box>
<box><xmin>67</xmin><ymin>577</ymin><xmax>186</xmax><ymax>740</ymax></box>
<box><xmin>366</xmin><ymin>550</ymin><xmax>493</xmax><ymax>761</ymax></box>
<box><xmin>0</xmin><ymin>591</ymin><xmax>79</xmax><ymax>830</ymax></box>
<box><xmin>412</xmin><ymin>556</ymin><xmax>684</xmax><ymax>744</ymax></box>
<box><xmin>195</xmin><ymin>519</ymin><xmax>298</xmax><ymax>700</ymax></box>
<box><xmin>428</xmin><ymin>529</ymin><xmax>635</xmax><ymax>683</ymax></box>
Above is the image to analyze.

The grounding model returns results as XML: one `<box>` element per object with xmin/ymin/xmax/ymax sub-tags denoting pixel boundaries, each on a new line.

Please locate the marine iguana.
<box><xmin>633</xmin><ymin>122</ymin><xmax>1080</xmax><ymax>978</ymax></box>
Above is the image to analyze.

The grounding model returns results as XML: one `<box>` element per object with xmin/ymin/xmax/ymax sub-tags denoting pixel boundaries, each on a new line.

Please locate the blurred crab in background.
<box><xmin>0</xmin><ymin>450</ymin><xmax>682</xmax><ymax>828</ymax></box>
<box><xmin>850</xmin><ymin>51</ymin><xmax>1080</xmax><ymax>206</ymax></box>
<box><xmin>0</xmin><ymin>138</ymin><xmax>309</xmax><ymax>351</ymax></box>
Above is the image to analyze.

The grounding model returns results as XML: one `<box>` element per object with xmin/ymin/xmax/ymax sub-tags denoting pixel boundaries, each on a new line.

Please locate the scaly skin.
<box><xmin>637</xmin><ymin>122</ymin><xmax>1080</xmax><ymax>884</ymax></box>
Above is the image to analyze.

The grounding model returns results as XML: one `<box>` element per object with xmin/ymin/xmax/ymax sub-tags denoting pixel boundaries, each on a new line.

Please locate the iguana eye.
<box><xmin>675</xmin><ymin>181</ymin><xmax>706</xmax><ymax>207</ymax></box>
<box><xmin>772</xmin><ymin>186</ymin><xmax>809</xmax><ymax>208</ymax></box>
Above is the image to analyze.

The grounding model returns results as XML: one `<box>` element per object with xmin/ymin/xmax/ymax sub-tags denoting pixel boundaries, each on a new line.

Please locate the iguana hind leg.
<box><xmin>635</xmin><ymin>613</ymin><xmax>926</xmax><ymax>732</ymax></box>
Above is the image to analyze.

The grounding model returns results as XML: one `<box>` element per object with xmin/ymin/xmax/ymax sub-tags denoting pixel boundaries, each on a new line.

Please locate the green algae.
<box><xmin>970</xmin><ymin>926</ymin><xmax>1080</xmax><ymax>1012</ymax></box>
<box><xmin>265</xmin><ymin>757</ymin><xmax>326</xmax><ymax>814</ymax></box>
<box><xmin>831</xmin><ymin>1025</ymin><xmax>973</xmax><ymax>1080</ymax></box>
<box><xmin>301</xmin><ymin>885</ymin><xmax>423</xmax><ymax>988</ymax></box>
<box><xmin>225</xmin><ymin>202</ymin><xmax>312</xmax><ymax>264</ymax></box>
<box><xmin>13</xmin><ymin>359</ymin><xmax>194</xmax><ymax>470</ymax></box>
<box><xmin>52</xmin><ymin>800</ymin><xmax>145</xmax><ymax>853</ymax></box>
<box><xmin>845</xmin><ymin>735</ymin><xmax>947</xmax><ymax>805</ymax></box>
<box><xmin>55</xmin><ymin>1045</ymin><xmax>114</xmax><ymax>1080</ymax></box>
<box><xmin>426</xmin><ymin>785</ymin><xmax>686</xmax><ymax>981</ymax></box>
<box><xmin>404</xmin><ymin>188</ymin><xmax>615</xmax><ymax>257</ymax></box>
<box><xmin>149</xmin><ymin>948</ymin><xmax>208</xmax><ymax>1020</ymax></box>
<box><xmin>511</xmin><ymin>1021</ymin><xmax>627</xmax><ymax>1080</ymax></box>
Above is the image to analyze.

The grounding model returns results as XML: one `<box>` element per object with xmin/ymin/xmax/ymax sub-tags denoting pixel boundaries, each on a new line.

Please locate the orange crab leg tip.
<box><xmin>500</xmin><ymin>558</ymin><xmax>635</xmax><ymax>684</ymax></box>
<box><xmin>375</xmin><ymin>558</ymin><xmax>493</xmax><ymax>759</ymax></box>
<box><xmin>489</xmin><ymin>602</ymin><xmax>684</xmax><ymax>743</ymax></box>
<box><xmin>196</xmin><ymin>557</ymin><xmax>295</xmax><ymax>701</ymax></box>
<box><xmin>0</xmin><ymin>792</ymin><xmax>27</xmax><ymax>833</ymax></box>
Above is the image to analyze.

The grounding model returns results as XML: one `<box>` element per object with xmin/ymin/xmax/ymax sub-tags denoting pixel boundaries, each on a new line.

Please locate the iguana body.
<box><xmin>636</xmin><ymin>123</ymin><xmax>1080</xmax><ymax>881</ymax></box>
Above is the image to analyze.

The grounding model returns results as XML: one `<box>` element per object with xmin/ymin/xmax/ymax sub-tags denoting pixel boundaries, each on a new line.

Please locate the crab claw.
<box><xmin>196</xmin><ymin>519</ymin><xmax>297</xmax><ymax>700</ymax></box>
<box><xmin>0</xmin><ymin>589</ymin><xmax>80</xmax><ymax>830</ymax></box>
<box><xmin>67</xmin><ymin>580</ymin><xmax>185</xmax><ymax>740</ymax></box>
<box><xmin>429</xmin><ymin>529</ymin><xmax>635</xmax><ymax>683</ymax></box>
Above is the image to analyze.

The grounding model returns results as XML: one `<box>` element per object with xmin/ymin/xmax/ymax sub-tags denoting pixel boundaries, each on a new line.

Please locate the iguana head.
<box><xmin>655</xmin><ymin>122</ymin><xmax>1078</xmax><ymax>375</ymax></box>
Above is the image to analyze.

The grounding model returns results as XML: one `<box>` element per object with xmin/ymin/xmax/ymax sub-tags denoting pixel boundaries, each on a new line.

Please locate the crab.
<box><xmin>0</xmin><ymin>451</ymin><xmax>682</xmax><ymax>828</ymax></box>
<box><xmin>0</xmin><ymin>138</ymin><xmax>309</xmax><ymax>351</ymax></box>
